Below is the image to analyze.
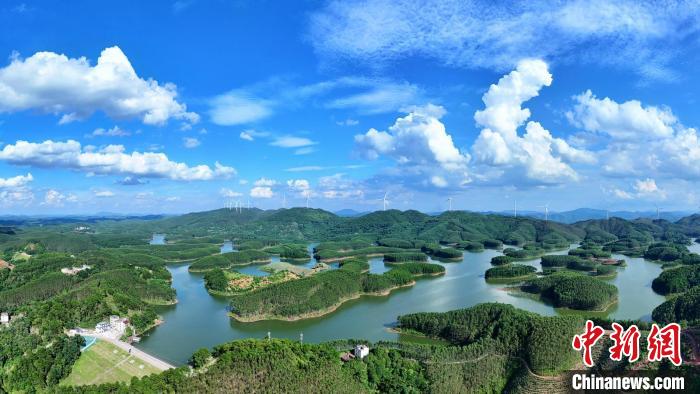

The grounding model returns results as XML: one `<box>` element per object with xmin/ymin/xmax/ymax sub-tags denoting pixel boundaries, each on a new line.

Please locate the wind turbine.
<box><xmin>514</xmin><ymin>199</ymin><xmax>517</xmax><ymax>218</ymax></box>
<box><xmin>382</xmin><ymin>192</ymin><xmax>389</xmax><ymax>211</ymax></box>
<box><xmin>606</xmin><ymin>209</ymin><xmax>610</xmax><ymax>220</ymax></box>
<box><xmin>447</xmin><ymin>197</ymin><xmax>453</xmax><ymax>211</ymax></box>
<box><xmin>305</xmin><ymin>190</ymin><xmax>310</xmax><ymax>208</ymax></box>
<box><xmin>538</xmin><ymin>203</ymin><xmax>550</xmax><ymax>222</ymax></box>
<box><xmin>655</xmin><ymin>205</ymin><xmax>662</xmax><ymax>220</ymax></box>
<box><xmin>283</xmin><ymin>192</ymin><xmax>287</xmax><ymax>209</ymax></box>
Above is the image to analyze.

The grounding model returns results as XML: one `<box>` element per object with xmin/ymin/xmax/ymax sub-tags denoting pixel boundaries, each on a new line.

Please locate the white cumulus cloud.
<box><xmin>0</xmin><ymin>139</ymin><xmax>235</xmax><ymax>181</ymax></box>
<box><xmin>250</xmin><ymin>186</ymin><xmax>274</xmax><ymax>198</ymax></box>
<box><xmin>0</xmin><ymin>46</ymin><xmax>198</xmax><ymax>126</ymax></box>
<box><xmin>472</xmin><ymin>59</ymin><xmax>593</xmax><ymax>184</ymax></box>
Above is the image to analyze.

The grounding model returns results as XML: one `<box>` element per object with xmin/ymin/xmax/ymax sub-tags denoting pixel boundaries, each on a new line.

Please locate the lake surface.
<box><xmin>220</xmin><ymin>240</ymin><xmax>235</xmax><ymax>254</ymax></box>
<box><xmin>136</xmin><ymin>245</ymin><xmax>667</xmax><ymax>365</ymax></box>
<box><xmin>149</xmin><ymin>234</ymin><xmax>166</xmax><ymax>245</ymax></box>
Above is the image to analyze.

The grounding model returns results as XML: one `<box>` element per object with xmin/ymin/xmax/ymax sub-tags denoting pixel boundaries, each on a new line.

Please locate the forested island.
<box><xmin>2</xmin><ymin>208</ymin><xmax>700</xmax><ymax>391</ymax></box>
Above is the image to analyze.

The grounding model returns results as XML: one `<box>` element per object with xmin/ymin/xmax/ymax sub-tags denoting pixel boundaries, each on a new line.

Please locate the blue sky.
<box><xmin>1</xmin><ymin>0</ymin><xmax>700</xmax><ymax>215</ymax></box>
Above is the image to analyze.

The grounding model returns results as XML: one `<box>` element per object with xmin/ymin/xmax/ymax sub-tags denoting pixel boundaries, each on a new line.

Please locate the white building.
<box><xmin>1</xmin><ymin>312</ymin><xmax>9</xmax><ymax>324</ymax></box>
<box><xmin>95</xmin><ymin>322</ymin><xmax>110</xmax><ymax>333</ymax></box>
<box><xmin>354</xmin><ymin>344</ymin><xmax>369</xmax><ymax>359</ymax></box>
<box><xmin>109</xmin><ymin>315</ymin><xmax>127</xmax><ymax>333</ymax></box>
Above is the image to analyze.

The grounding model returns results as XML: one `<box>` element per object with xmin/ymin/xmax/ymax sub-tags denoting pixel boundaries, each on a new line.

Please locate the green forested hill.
<box><xmin>88</xmin><ymin>208</ymin><xmax>588</xmax><ymax>245</ymax></box>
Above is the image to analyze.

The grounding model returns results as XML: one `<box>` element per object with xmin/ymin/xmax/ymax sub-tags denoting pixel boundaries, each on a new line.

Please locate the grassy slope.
<box><xmin>60</xmin><ymin>340</ymin><xmax>160</xmax><ymax>387</ymax></box>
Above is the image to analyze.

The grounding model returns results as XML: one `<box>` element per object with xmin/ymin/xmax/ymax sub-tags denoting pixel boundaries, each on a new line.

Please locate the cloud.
<box><xmin>336</xmin><ymin>118</ymin><xmax>359</xmax><ymax>126</ymax></box>
<box><xmin>220</xmin><ymin>188</ymin><xmax>243</xmax><ymax>198</ymax></box>
<box><xmin>0</xmin><ymin>46</ymin><xmax>198</xmax><ymax>126</ymax></box>
<box><xmin>210</xmin><ymin>76</ymin><xmax>422</xmax><ymax>125</ymax></box>
<box><xmin>209</xmin><ymin>91</ymin><xmax>274</xmax><ymax>125</ymax></box>
<box><xmin>309</xmin><ymin>0</ymin><xmax>700</xmax><ymax>81</ymax></box>
<box><xmin>91</xmin><ymin>126</ymin><xmax>131</xmax><ymax>137</ymax></box>
<box><xmin>165</xmin><ymin>196</ymin><xmax>180</xmax><ymax>202</ymax></box>
<box><xmin>254</xmin><ymin>177</ymin><xmax>277</xmax><ymax>187</ymax></box>
<box><xmin>239</xmin><ymin>131</ymin><xmax>255</xmax><ymax>141</ymax></box>
<box><xmin>94</xmin><ymin>190</ymin><xmax>115</xmax><ymax>198</ymax></box>
<box><xmin>0</xmin><ymin>139</ymin><xmax>236</xmax><ymax>181</ymax></box>
<box><xmin>183</xmin><ymin>137</ymin><xmax>201</xmax><ymax>148</ymax></box>
<box><xmin>270</xmin><ymin>136</ymin><xmax>317</xmax><ymax>148</ymax></box>
<box><xmin>610</xmin><ymin>178</ymin><xmax>666</xmax><ymax>200</ymax></box>
<box><xmin>42</xmin><ymin>189</ymin><xmax>72</xmax><ymax>206</ymax></box>
<box><xmin>326</xmin><ymin>80</ymin><xmax>421</xmax><ymax>114</ymax></box>
<box><xmin>431</xmin><ymin>175</ymin><xmax>448</xmax><ymax>188</ymax></box>
<box><xmin>355</xmin><ymin>103</ymin><xmax>469</xmax><ymax>173</ymax></box>
<box><xmin>286</xmin><ymin>179</ymin><xmax>310</xmax><ymax>192</ymax></box>
<box><xmin>294</xmin><ymin>147</ymin><xmax>315</xmax><ymax>155</ymax></box>
<box><xmin>0</xmin><ymin>173</ymin><xmax>34</xmax><ymax>205</ymax></box>
<box><xmin>567</xmin><ymin>90</ymin><xmax>676</xmax><ymax>140</ymax></box>
<box><xmin>116</xmin><ymin>176</ymin><xmax>148</xmax><ymax>186</ymax></box>
<box><xmin>250</xmin><ymin>186</ymin><xmax>274</xmax><ymax>198</ymax></box>
<box><xmin>317</xmin><ymin>173</ymin><xmax>364</xmax><ymax>199</ymax></box>
<box><xmin>0</xmin><ymin>173</ymin><xmax>33</xmax><ymax>188</ymax></box>
<box><xmin>285</xmin><ymin>166</ymin><xmax>326</xmax><ymax>172</ymax></box>
<box><xmin>566</xmin><ymin>90</ymin><xmax>700</xmax><ymax>180</ymax></box>
<box><xmin>472</xmin><ymin>59</ymin><xmax>593</xmax><ymax>184</ymax></box>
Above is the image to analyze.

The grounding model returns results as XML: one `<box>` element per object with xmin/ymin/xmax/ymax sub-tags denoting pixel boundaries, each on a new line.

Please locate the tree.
<box><xmin>190</xmin><ymin>348</ymin><xmax>211</xmax><ymax>369</ymax></box>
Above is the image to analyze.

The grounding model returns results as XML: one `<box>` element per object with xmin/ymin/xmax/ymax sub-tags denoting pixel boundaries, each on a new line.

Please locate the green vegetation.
<box><xmin>652</xmin><ymin>286</ymin><xmax>700</xmax><ymax>325</ymax></box>
<box><xmin>540</xmin><ymin>254</ymin><xmax>580</xmax><ymax>267</ymax></box>
<box><xmin>482</xmin><ymin>239</ymin><xmax>503</xmax><ymax>249</ymax></box>
<box><xmin>490</xmin><ymin>255</ymin><xmax>513</xmax><ymax>266</ymax></box>
<box><xmin>0</xmin><ymin>319</ymin><xmax>83</xmax><ymax>392</ymax></box>
<box><xmin>203</xmin><ymin>268</ymin><xmax>296</xmax><ymax>295</ymax></box>
<box><xmin>421</xmin><ymin>244</ymin><xmax>462</xmax><ymax>260</ymax></box>
<box><xmin>229</xmin><ymin>262</ymin><xmax>444</xmax><ymax>321</ymax></box>
<box><xmin>315</xmin><ymin>246</ymin><xmax>421</xmax><ymax>261</ymax></box>
<box><xmin>644</xmin><ymin>242</ymin><xmax>688</xmax><ymax>262</ymax></box>
<box><xmin>67</xmin><ymin>340</ymin><xmax>366</xmax><ymax>393</ymax></box>
<box><xmin>485</xmin><ymin>264</ymin><xmax>536</xmax><ymax>280</ymax></box>
<box><xmin>189</xmin><ymin>348</ymin><xmax>211</xmax><ymax>369</ymax></box>
<box><xmin>652</xmin><ymin>264</ymin><xmax>700</xmax><ymax>295</ymax></box>
<box><xmin>188</xmin><ymin>249</ymin><xmax>270</xmax><ymax>272</ymax></box>
<box><xmin>263</xmin><ymin>243</ymin><xmax>309</xmax><ymax>259</ymax></box>
<box><xmin>0</xmin><ymin>246</ymin><xmax>176</xmax><ymax>391</ymax></box>
<box><xmin>5</xmin><ymin>207</ymin><xmax>700</xmax><ymax>391</ymax></box>
<box><xmin>397</xmin><ymin>303</ymin><xmax>583</xmax><ymax>374</ymax></box>
<box><xmin>383</xmin><ymin>252</ymin><xmax>428</xmax><ymax>262</ymax></box>
<box><xmin>455</xmin><ymin>240</ymin><xmax>484</xmax><ymax>252</ymax></box>
<box><xmin>522</xmin><ymin>272</ymin><xmax>618</xmax><ymax>311</ymax></box>
<box><xmin>60</xmin><ymin>340</ymin><xmax>161</xmax><ymax>386</ymax></box>
<box><xmin>377</xmin><ymin>238</ymin><xmax>416</xmax><ymax>248</ymax></box>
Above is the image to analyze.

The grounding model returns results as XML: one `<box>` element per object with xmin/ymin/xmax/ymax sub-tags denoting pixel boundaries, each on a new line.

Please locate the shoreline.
<box><xmin>229</xmin><ymin>280</ymin><xmax>423</xmax><ymax>322</ymax></box>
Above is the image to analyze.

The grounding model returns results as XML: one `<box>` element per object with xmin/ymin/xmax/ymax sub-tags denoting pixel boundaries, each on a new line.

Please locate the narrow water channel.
<box><xmin>136</xmin><ymin>245</ymin><xmax>667</xmax><ymax>365</ymax></box>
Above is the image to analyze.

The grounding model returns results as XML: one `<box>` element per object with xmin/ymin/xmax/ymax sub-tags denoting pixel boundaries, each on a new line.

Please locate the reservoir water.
<box><xmin>220</xmin><ymin>240</ymin><xmax>235</xmax><ymax>254</ymax></box>
<box><xmin>136</xmin><ymin>245</ymin><xmax>667</xmax><ymax>365</ymax></box>
<box><xmin>149</xmin><ymin>234</ymin><xmax>166</xmax><ymax>245</ymax></box>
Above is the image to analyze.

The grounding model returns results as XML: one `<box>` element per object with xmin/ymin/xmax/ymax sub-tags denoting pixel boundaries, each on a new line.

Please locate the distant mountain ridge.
<box><xmin>483</xmin><ymin>208</ymin><xmax>692</xmax><ymax>224</ymax></box>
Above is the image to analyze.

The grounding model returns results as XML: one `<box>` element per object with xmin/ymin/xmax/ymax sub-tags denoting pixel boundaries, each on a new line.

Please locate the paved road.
<box><xmin>74</xmin><ymin>331</ymin><xmax>176</xmax><ymax>371</ymax></box>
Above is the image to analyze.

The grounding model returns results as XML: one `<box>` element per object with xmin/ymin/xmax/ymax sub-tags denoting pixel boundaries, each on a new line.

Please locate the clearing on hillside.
<box><xmin>60</xmin><ymin>340</ymin><xmax>160</xmax><ymax>386</ymax></box>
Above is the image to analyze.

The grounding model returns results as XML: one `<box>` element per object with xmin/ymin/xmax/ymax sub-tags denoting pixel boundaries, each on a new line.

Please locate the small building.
<box><xmin>61</xmin><ymin>264</ymin><xmax>91</xmax><ymax>275</ymax></box>
<box><xmin>109</xmin><ymin>315</ymin><xmax>127</xmax><ymax>333</ymax></box>
<box><xmin>95</xmin><ymin>321</ymin><xmax>110</xmax><ymax>333</ymax></box>
<box><xmin>1</xmin><ymin>312</ymin><xmax>9</xmax><ymax>324</ymax></box>
<box><xmin>354</xmin><ymin>344</ymin><xmax>369</xmax><ymax>359</ymax></box>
